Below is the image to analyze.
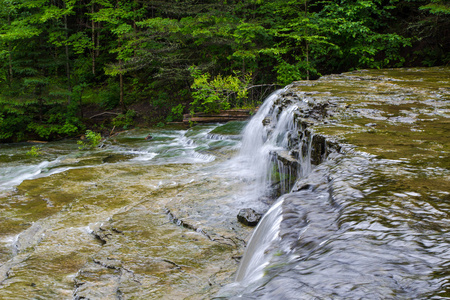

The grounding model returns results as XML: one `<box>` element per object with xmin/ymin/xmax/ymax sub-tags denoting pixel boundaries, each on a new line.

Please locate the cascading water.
<box><xmin>239</xmin><ymin>90</ymin><xmax>280</xmax><ymax>180</ymax></box>
<box><xmin>239</xmin><ymin>90</ymin><xmax>315</xmax><ymax>197</ymax></box>
<box><xmin>234</xmin><ymin>199</ymin><xmax>284</xmax><ymax>282</ymax></box>
<box><xmin>219</xmin><ymin>89</ymin><xmax>324</xmax><ymax>296</ymax></box>
<box><xmin>219</xmin><ymin>67</ymin><xmax>450</xmax><ymax>299</ymax></box>
<box><xmin>1</xmin><ymin>68</ymin><xmax>449</xmax><ymax>299</ymax></box>
<box><xmin>0</xmin><ymin>124</ymin><xmax>253</xmax><ymax>299</ymax></box>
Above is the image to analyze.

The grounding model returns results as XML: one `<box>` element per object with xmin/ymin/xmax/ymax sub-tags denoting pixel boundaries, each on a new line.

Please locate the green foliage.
<box><xmin>189</xmin><ymin>66</ymin><xmax>251</xmax><ymax>114</ymax></box>
<box><xmin>78</xmin><ymin>130</ymin><xmax>102</xmax><ymax>150</ymax></box>
<box><xmin>27</xmin><ymin>121</ymin><xmax>79</xmax><ymax>140</ymax></box>
<box><xmin>0</xmin><ymin>110</ymin><xmax>30</xmax><ymax>141</ymax></box>
<box><xmin>152</xmin><ymin>92</ymin><xmax>169</xmax><ymax>109</ymax></box>
<box><xmin>26</xmin><ymin>146</ymin><xmax>42</xmax><ymax>157</ymax></box>
<box><xmin>166</xmin><ymin>104</ymin><xmax>185</xmax><ymax>122</ymax></box>
<box><xmin>99</xmin><ymin>84</ymin><xmax>121</xmax><ymax>110</ymax></box>
<box><xmin>0</xmin><ymin>0</ymin><xmax>447</xmax><ymax>142</ymax></box>
<box><xmin>275</xmin><ymin>59</ymin><xmax>319</xmax><ymax>85</ymax></box>
<box><xmin>112</xmin><ymin>109</ymin><xmax>136</xmax><ymax>129</ymax></box>
<box><xmin>315</xmin><ymin>0</ymin><xmax>412</xmax><ymax>70</ymax></box>
<box><xmin>420</xmin><ymin>0</ymin><xmax>450</xmax><ymax>14</ymax></box>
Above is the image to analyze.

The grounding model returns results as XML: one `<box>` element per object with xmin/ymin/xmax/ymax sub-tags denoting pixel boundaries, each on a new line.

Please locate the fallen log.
<box><xmin>27</xmin><ymin>140</ymin><xmax>48</xmax><ymax>144</ymax></box>
<box><xmin>183</xmin><ymin>109</ymin><xmax>255</xmax><ymax>124</ymax></box>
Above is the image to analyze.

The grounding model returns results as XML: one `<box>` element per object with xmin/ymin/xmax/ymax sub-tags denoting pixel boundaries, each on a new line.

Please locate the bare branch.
<box><xmin>89</xmin><ymin>112</ymin><xmax>120</xmax><ymax>119</ymax></box>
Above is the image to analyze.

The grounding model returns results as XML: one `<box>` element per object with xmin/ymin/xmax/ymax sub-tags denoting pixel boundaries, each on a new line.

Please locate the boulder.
<box><xmin>237</xmin><ymin>208</ymin><xmax>262</xmax><ymax>227</ymax></box>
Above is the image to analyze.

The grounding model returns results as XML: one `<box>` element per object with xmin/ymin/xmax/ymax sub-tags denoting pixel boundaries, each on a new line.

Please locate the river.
<box><xmin>1</xmin><ymin>67</ymin><xmax>449</xmax><ymax>299</ymax></box>
<box><xmin>0</xmin><ymin>122</ymin><xmax>265</xmax><ymax>299</ymax></box>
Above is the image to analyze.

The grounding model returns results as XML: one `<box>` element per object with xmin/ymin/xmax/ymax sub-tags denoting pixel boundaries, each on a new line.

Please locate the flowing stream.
<box><xmin>218</xmin><ymin>67</ymin><xmax>450</xmax><ymax>299</ymax></box>
<box><xmin>0</xmin><ymin>122</ymin><xmax>268</xmax><ymax>299</ymax></box>
<box><xmin>1</xmin><ymin>67</ymin><xmax>449</xmax><ymax>299</ymax></box>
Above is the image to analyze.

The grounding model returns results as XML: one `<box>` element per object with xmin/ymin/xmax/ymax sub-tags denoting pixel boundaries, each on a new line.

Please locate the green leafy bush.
<box><xmin>112</xmin><ymin>109</ymin><xmax>136</xmax><ymax>129</ymax></box>
<box><xmin>166</xmin><ymin>104</ymin><xmax>185</xmax><ymax>122</ymax></box>
<box><xmin>26</xmin><ymin>146</ymin><xmax>42</xmax><ymax>157</ymax></box>
<box><xmin>189</xmin><ymin>66</ymin><xmax>251</xmax><ymax>114</ymax></box>
<box><xmin>0</xmin><ymin>112</ymin><xmax>30</xmax><ymax>141</ymax></box>
<box><xmin>78</xmin><ymin>130</ymin><xmax>102</xmax><ymax>150</ymax></box>
<box><xmin>99</xmin><ymin>83</ymin><xmax>121</xmax><ymax>110</ymax></box>
<box><xmin>27</xmin><ymin>121</ymin><xmax>79</xmax><ymax>140</ymax></box>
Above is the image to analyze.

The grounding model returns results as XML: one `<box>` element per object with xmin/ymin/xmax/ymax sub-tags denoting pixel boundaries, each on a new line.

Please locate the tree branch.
<box><xmin>89</xmin><ymin>112</ymin><xmax>120</xmax><ymax>119</ymax></box>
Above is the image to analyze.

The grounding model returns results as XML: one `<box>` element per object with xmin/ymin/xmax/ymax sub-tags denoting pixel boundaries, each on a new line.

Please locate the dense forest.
<box><xmin>0</xmin><ymin>0</ymin><xmax>449</xmax><ymax>141</ymax></box>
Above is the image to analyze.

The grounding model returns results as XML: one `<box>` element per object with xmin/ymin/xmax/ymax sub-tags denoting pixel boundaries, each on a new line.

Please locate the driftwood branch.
<box><xmin>89</xmin><ymin>112</ymin><xmax>120</xmax><ymax>119</ymax></box>
<box><xmin>109</xmin><ymin>125</ymin><xmax>116</xmax><ymax>136</ymax></box>
<box><xmin>27</xmin><ymin>140</ymin><xmax>48</xmax><ymax>144</ymax></box>
<box><xmin>247</xmin><ymin>83</ymin><xmax>281</xmax><ymax>90</ymax></box>
<box><xmin>192</xmin><ymin>84</ymin><xmax>280</xmax><ymax>94</ymax></box>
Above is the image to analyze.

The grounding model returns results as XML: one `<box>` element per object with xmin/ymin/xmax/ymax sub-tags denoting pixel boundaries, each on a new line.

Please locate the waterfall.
<box><xmin>239</xmin><ymin>89</ymin><xmax>315</xmax><ymax>196</ymax></box>
<box><xmin>234</xmin><ymin>197</ymin><xmax>284</xmax><ymax>282</ymax></box>
<box><xmin>239</xmin><ymin>90</ymin><xmax>280</xmax><ymax>165</ymax></box>
<box><xmin>230</xmin><ymin>88</ymin><xmax>319</xmax><ymax>289</ymax></box>
<box><xmin>240</xmin><ymin>90</ymin><xmax>293</xmax><ymax>193</ymax></box>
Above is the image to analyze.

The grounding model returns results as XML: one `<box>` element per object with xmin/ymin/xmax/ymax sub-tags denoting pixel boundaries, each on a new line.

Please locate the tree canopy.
<box><xmin>0</xmin><ymin>0</ymin><xmax>448</xmax><ymax>141</ymax></box>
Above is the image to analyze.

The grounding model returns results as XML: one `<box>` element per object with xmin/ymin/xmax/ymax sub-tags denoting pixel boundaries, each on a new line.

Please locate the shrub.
<box><xmin>26</xmin><ymin>146</ymin><xmax>42</xmax><ymax>157</ymax></box>
<box><xmin>78</xmin><ymin>130</ymin><xmax>102</xmax><ymax>150</ymax></box>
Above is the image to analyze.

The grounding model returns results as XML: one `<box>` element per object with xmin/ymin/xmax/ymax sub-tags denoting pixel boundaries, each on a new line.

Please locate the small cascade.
<box><xmin>225</xmin><ymin>88</ymin><xmax>333</xmax><ymax>295</ymax></box>
<box><xmin>1</xmin><ymin>68</ymin><xmax>447</xmax><ymax>299</ymax></box>
<box><xmin>0</xmin><ymin>161</ymin><xmax>50</xmax><ymax>191</ymax></box>
<box><xmin>239</xmin><ymin>89</ymin><xmax>319</xmax><ymax>197</ymax></box>
<box><xmin>234</xmin><ymin>197</ymin><xmax>284</xmax><ymax>282</ymax></box>
<box><xmin>239</xmin><ymin>90</ymin><xmax>294</xmax><ymax>194</ymax></box>
<box><xmin>0</xmin><ymin>158</ymin><xmax>70</xmax><ymax>192</ymax></box>
<box><xmin>240</xmin><ymin>90</ymin><xmax>280</xmax><ymax>160</ymax></box>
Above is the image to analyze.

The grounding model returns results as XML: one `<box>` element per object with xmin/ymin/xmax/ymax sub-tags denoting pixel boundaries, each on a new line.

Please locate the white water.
<box><xmin>0</xmin><ymin>91</ymin><xmax>319</xmax><ymax>297</ymax></box>
<box><xmin>0</xmin><ymin>122</ymin><xmax>266</xmax><ymax>299</ymax></box>
<box><xmin>0</xmin><ymin>161</ymin><xmax>50</xmax><ymax>190</ymax></box>
<box><xmin>232</xmin><ymin>89</ymin><xmax>318</xmax><ymax>286</ymax></box>
<box><xmin>240</xmin><ymin>91</ymin><xmax>281</xmax><ymax>159</ymax></box>
<box><xmin>235</xmin><ymin>198</ymin><xmax>284</xmax><ymax>282</ymax></box>
<box><xmin>0</xmin><ymin>126</ymin><xmax>228</xmax><ymax>193</ymax></box>
<box><xmin>0</xmin><ymin>157</ymin><xmax>73</xmax><ymax>192</ymax></box>
<box><xmin>3</xmin><ymin>68</ymin><xmax>447</xmax><ymax>299</ymax></box>
<box><xmin>239</xmin><ymin>89</ymin><xmax>314</xmax><ymax>196</ymax></box>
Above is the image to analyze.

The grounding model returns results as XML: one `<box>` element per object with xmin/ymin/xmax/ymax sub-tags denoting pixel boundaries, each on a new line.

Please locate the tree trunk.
<box><xmin>7</xmin><ymin>14</ymin><xmax>12</xmax><ymax>86</ymax></box>
<box><xmin>119</xmin><ymin>70</ymin><xmax>126</xmax><ymax>112</ymax></box>
<box><xmin>91</xmin><ymin>2</ymin><xmax>96</xmax><ymax>75</ymax></box>
<box><xmin>118</xmin><ymin>35</ymin><xmax>126</xmax><ymax>113</ymax></box>
<box><xmin>96</xmin><ymin>22</ymin><xmax>101</xmax><ymax>57</ymax></box>
<box><xmin>305</xmin><ymin>0</ymin><xmax>310</xmax><ymax>80</ymax></box>
<box><xmin>64</xmin><ymin>14</ymin><xmax>72</xmax><ymax>103</ymax></box>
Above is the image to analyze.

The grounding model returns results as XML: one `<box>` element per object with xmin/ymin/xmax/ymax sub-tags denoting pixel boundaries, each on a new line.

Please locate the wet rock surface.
<box><xmin>219</xmin><ymin>67</ymin><xmax>450</xmax><ymax>299</ymax></box>
<box><xmin>0</xmin><ymin>125</ymin><xmax>259</xmax><ymax>299</ymax></box>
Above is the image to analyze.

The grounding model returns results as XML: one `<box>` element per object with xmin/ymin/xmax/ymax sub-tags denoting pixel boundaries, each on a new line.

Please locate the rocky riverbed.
<box><xmin>1</xmin><ymin>67</ymin><xmax>449</xmax><ymax>299</ymax></box>
<box><xmin>0</xmin><ymin>123</ymin><xmax>264</xmax><ymax>299</ymax></box>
